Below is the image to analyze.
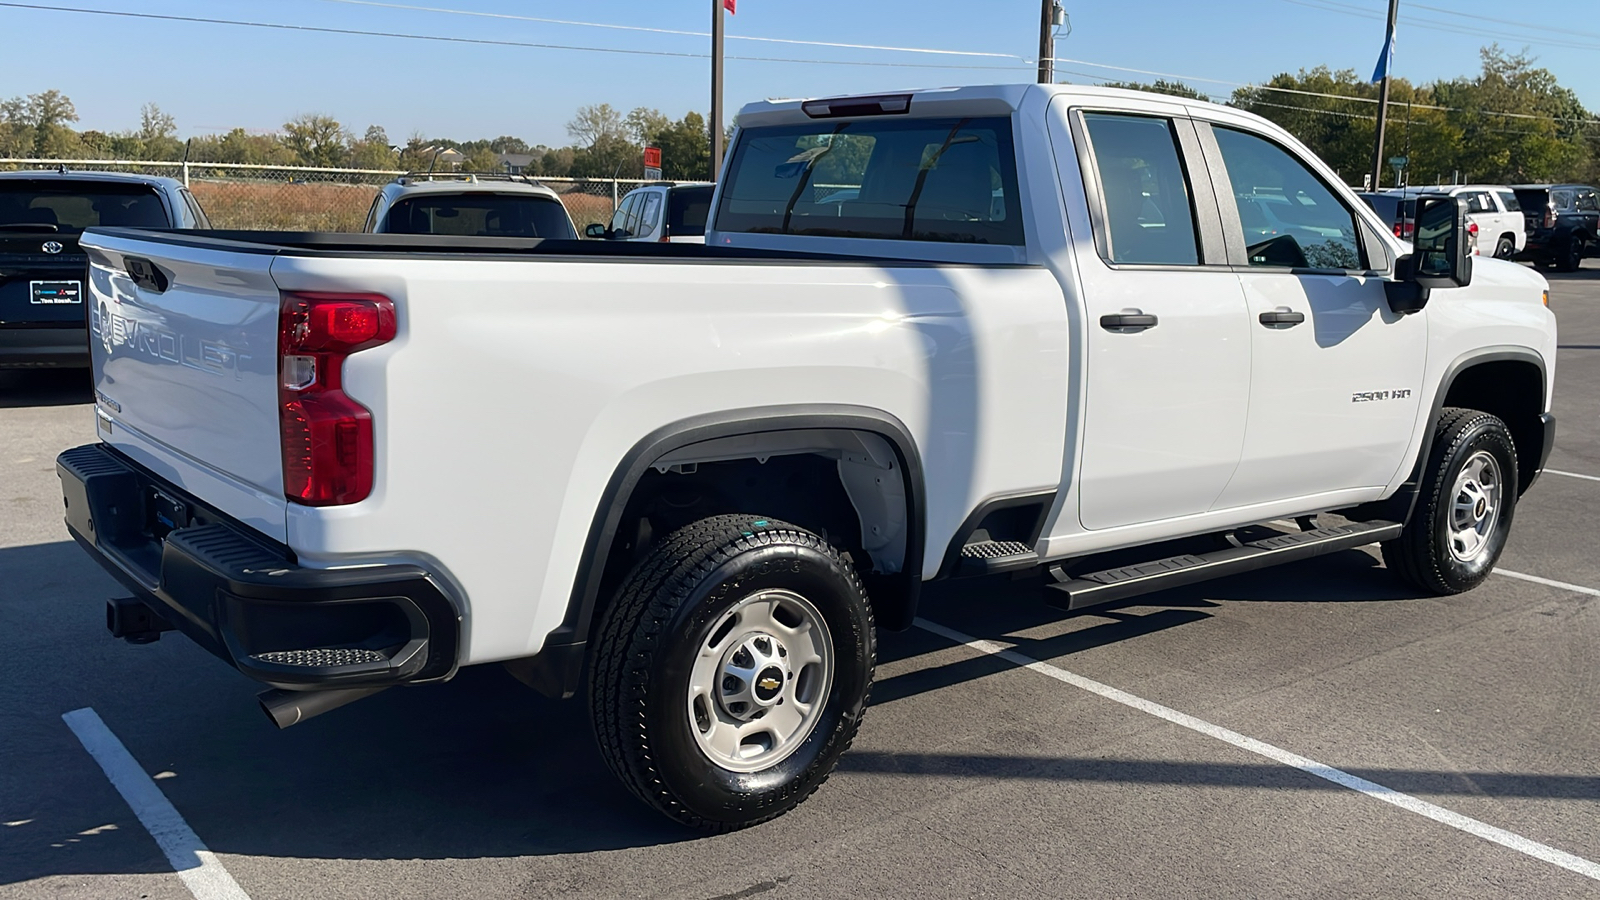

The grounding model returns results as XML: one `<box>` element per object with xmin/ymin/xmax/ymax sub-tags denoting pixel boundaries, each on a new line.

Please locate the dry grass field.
<box><xmin>189</xmin><ymin>178</ymin><xmax>620</xmax><ymax>232</ymax></box>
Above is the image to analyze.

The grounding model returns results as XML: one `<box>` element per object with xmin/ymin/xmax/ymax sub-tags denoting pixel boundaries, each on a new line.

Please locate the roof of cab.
<box><xmin>0</xmin><ymin>169</ymin><xmax>185</xmax><ymax>190</ymax></box>
<box><xmin>734</xmin><ymin>83</ymin><xmax>1248</xmax><ymax>128</ymax></box>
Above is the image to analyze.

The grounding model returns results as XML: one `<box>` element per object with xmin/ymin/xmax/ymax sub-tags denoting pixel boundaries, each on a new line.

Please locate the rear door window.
<box><xmin>716</xmin><ymin>116</ymin><xmax>1023</xmax><ymax>245</ymax></box>
<box><xmin>1578</xmin><ymin>190</ymin><xmax>1599</xmax><ymax>212</ymax></box>
<box><xmin>1212</xmin><ymin>127</ymin><xmax>1363</xmax><ymax>270</ymax></box>
<box><xmin>1081</xmin><ymin>113</ymin><xmax>1201</xmax><ymax>266</ymax></box>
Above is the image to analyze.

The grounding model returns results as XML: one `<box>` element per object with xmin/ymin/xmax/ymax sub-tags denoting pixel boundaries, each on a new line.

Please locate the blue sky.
<box><xmin>0</xmin><ymin>0</ymin><xmax>1594</xmax><ymax>148</ymax></box>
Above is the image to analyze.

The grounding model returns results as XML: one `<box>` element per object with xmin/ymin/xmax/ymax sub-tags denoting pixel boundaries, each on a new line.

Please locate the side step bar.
<box><xmin>1046</xmin><ymin>520</ymin><xmax>1403</xmax><ymax>612</ymax></box>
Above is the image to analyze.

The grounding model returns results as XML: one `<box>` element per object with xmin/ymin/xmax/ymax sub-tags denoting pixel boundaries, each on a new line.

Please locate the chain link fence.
<box><xmin>0</xmin><ymin>159</ymin><xmax>685</xmax><ymax>232</ymax></box>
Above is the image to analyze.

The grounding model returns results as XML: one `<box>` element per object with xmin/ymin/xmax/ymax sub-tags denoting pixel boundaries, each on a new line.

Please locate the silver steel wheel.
<box><xmin>687</xmin><ymin>589</ymin><xmax>833</xmax><ymax>773</ymax></box>
<box><xmin>1448</xmin><ymin>449</ymin><xmax>1503</xmax><ymax>563</ymax></box>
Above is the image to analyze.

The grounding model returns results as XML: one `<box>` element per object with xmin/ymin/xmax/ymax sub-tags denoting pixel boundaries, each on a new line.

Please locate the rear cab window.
<box><xmin>715</xmin><ymin>116</ymin><xmax>1023</xmax><ymax>246</ymax></box>
<box><xmin>0</xmin><ymin>181</ymin><xmax>168</xmax><ymax>231</ymax></box>
<box><xmin>384</xmin><ymin>193</ymin><xmax>575</xmax><ymax>239</ymax></box>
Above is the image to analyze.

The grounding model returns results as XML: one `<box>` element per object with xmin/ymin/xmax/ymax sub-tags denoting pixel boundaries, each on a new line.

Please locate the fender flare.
<box><xmin>513</xmin><ymin>405</ymin><xmax>926</xmax><ymax>699</ymax></box>
<box><xmin>1349</xmin><ymin>345</ymin><xmax>1547</xmax><ymax>525</ymax></box>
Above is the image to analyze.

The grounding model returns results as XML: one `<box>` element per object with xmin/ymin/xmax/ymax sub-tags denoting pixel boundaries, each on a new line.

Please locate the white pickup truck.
<box><xmin>59</xmin><ymin>84</ymin><xmax>1557</xmax><ymax>831</ymax></box>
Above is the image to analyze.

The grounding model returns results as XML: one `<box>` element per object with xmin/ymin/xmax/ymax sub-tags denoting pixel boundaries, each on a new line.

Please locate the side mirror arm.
<box><xmin>1384</xmin><ymin>254</ymin><xmax>1431</xmax><ymax>315</ymax></box>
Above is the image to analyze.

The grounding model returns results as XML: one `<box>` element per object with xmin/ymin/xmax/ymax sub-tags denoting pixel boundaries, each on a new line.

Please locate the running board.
<box><xmin>1045</xmin><ymin>520</ymin><xmax>1403</xmax><ymax>611</ymax></box>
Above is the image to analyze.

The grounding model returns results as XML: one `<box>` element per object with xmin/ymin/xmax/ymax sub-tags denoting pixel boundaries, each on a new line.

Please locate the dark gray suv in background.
<box><xmin>0</xmin><ymin>169</ymin><xmax>209</xmax><ymax>368</ymax></box>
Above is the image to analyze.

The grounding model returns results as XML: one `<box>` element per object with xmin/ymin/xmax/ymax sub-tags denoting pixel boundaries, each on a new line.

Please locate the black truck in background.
<box><xmin>0</xmin><ymin>169</ymin><xmax>209</xmax><ymax>368</ymax></box>
<box><xmin>1513</xmin><ymin>183</ymin><xmax>1599</xmax><ymax>272</ymax></box>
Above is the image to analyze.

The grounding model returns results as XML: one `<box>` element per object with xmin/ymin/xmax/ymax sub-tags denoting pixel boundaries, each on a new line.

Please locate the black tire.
<box><xmin>1555</xmin><ymin>237</ymin><xmax>1584</xmax><ymax>272</ymax></box>
<box><xmin>1382</xmin><ymin>408</ymin><xmax>1518</xmax><ymax>594</ymax></box>
<box><xmin>1493</xmin><ymin>235</ymin><xmax>1516</xmax><ymax>260</ymax></box>
<box><xmin>589</xmin><ymin>514</ymin><xmax>874</xmax><ymax>831</ymax></box>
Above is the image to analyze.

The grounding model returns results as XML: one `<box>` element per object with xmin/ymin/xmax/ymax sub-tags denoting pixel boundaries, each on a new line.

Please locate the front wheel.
<box><xmin>589</xmin><ymin>515</ymin><xmax>875</xmax><ymax>831</ymax></box>
<box><xmin>1382</xmin><ymin>408</ymin><xmax>1518</xmax><ymax>594</ymax></box>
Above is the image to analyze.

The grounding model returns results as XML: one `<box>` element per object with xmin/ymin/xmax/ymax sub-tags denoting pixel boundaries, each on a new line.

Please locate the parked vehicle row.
<box><xmin>0</xmin><ymin>169</ymin><xmax>208</xmax><ymax>369</ymax></box>
<box><xmin>60</xmin><ymin>83</ymin><xmax>1555</xmax><ymax>831</ymax></box>
<box><xmin>1358</xmin><ymin>181</ymin><xmax>1597</xmax><ymax>270</ymax></box>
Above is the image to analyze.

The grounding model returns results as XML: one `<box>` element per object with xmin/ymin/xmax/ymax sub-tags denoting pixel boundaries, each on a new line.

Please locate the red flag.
<box><xmin>724</xmin><ymin>0</ymin><xmax>735</xmax><ymax>12</ymax></box>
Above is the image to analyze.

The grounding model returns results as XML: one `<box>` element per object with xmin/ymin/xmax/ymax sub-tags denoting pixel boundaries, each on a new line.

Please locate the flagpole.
<box><xmin>710</xmin><ymin>0</ymin><xmax>725</xmax><ymax>182</ymax></box>
<box><xmin>1368</xmin><ymin>0</ymin><xmax>1399</xmax><ymax>191</ymax></box>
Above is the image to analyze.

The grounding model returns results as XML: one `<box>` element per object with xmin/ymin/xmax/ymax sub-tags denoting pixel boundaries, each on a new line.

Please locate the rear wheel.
<box><xmin>1493</xmin><ymin>235</ymin><xmax>1516</xmax><ymax>260</ymax></box>
<box><xmin>589</xmin><ymin>514</ymin><xmax>874</xmax><ymax>831</ymax></box>
<box><xmin>1555</xmin><ymin>237</ymin><xmax>1584</xmax><ymax>272</ymax></box>
<box><xmin>1382</xmin><ymin>408</ymin><xmax>1518</xmax><ymax>594</ymax></box>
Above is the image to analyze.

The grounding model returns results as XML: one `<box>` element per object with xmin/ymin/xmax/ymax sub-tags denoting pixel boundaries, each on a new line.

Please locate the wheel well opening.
<box><xmin>590</xmin><ymin>434</ymin><xmax>914</xmax><ymax>643</ymax></box>
<box><xmin>1441</xmin><ymin>360</ymin><xmax>1544</xmax><ymax>493</ymax></box>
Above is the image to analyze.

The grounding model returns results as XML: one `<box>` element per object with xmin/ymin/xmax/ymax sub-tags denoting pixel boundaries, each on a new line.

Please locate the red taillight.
<box><xmin>1468</xmin><ymin>221</ymin><xmax>1480</xmax><ymax>236</ymax></box>
<box><xmin>278</xmin><ymin>291</ymin><xmax>396</xmax><ymax>506</ymax></box>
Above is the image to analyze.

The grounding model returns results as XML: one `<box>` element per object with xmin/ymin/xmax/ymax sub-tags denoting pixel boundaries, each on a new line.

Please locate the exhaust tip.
<box><xmin>258</xmin><ymin>686</ymin><xmax>387</xmax><ymax>729</ymax></box>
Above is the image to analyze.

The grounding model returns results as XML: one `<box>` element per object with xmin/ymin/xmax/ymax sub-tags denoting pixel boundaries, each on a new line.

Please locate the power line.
<box><xmin>1049</xmin><ymin>55</ymin><xmax>1600</xmax><ymax>127</ymax></box>
<box><xmin>1276</xmin><ymin>0</ymin><xmax>1600</xmax><ymax>53</ymax></box>
<box><xmin>308</xmin><ymin>0</ymin><xmax>1027</xmax><ymax>59</ymax></box>
<box><xmin>0</xmin><ymin>2</ymin><xmax>1034</xmax><ymax>72</ymax></box>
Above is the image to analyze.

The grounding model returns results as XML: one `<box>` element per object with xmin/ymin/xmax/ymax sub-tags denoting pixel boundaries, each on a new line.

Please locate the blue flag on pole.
<box><xmin>1371</xmin><ymin>24</ymin><xmax>1395</xmax><ymax>83</ymax></box>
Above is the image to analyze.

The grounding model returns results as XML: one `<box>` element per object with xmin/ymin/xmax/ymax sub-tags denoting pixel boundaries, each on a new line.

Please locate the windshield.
<box><xmin>667</xmin><ymin>185</ymin><xmax>713</xmax><ymax>237</ymax></box>
<box><xmin>715</xmin><ymin>116</ymin><xmax>1023</xmax><ymax>245</ymax></box>
<box><xmin>384</xmin><ymin>193</ymin><xmax>576</xmax><ymax>238</ymax></box>
<box><xmin>0</xmin><ymin>181</ymin><xmax>167</xmax><ymax>231</ymax></box>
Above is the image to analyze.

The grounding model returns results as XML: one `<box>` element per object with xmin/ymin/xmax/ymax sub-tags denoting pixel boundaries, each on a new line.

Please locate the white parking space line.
<box><xmin>913</xmin><ymin>618</ymin><xmax>1600</xmax><ymax>884</ymax></box>
<box><xmin>1494</xmin><ymin>568</ymin><xmax>1600</xmax><ymax>598</ymax></box>
<box><xmin>61</xmin><ymin>708</ymin><xmax>252</xmax><ymax>900</ymax></box>
<box><xmin>1545</xmin><ymin>469</ymin><xmax>1600</xmax><ymax>484</ymax></box>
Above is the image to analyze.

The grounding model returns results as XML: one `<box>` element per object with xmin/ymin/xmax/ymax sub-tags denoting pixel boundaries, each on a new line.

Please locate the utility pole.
<box><xmin>1368</xmin><ymin>0</ymin><xmax>1399</xmax><ymax>191</ymax></box>
<box><xmin>710</xmin><ymin>0</ymin><xmax>725</xmax><ymax>182</ymax></box>
<box><xmin>1037</xmin><ymin>0</ymin><xmax>1054</xmax><ymax>83</ymax></box>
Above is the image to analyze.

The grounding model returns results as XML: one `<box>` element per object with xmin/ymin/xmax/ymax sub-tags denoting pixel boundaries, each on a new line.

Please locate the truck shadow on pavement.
<box><xmin>0</xmin><ymin>368</ymin><xmax>92</xmax><ymax>409</ymax></box>
<box><xmin>0</xmin><ymin>541</ymin><xmax>1512</xmax><ymax>884</ymax></box>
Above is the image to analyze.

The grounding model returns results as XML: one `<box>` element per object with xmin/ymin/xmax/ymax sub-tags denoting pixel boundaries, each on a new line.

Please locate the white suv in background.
<box><xmin>365</xmin><ymin>174</ymin><xmax>578</xmax><ymax>239</ymax></box>
<box><xmin>588</xmin><ymin>183</ymin><xmax>715</xmax><ymax>243</ymax></box>
<box><xmin>1385</xmin><ymin>185</ymin><xmax>1525</xmax><ymax>259</ymax></box>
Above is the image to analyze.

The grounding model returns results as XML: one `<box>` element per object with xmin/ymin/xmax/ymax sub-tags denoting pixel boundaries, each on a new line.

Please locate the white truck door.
<box><xmin>1196</xmin><ymin>121</ymin><xmax>1426</xmax><ymax>511</ymax></box>
<box><xmin>1058</xmin><ymin>106</ymin><xmax>1253</xmax><ymax>530</ymax></box>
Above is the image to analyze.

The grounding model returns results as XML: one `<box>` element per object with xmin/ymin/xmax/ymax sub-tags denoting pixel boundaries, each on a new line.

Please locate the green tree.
<box><xmin>625</xmin><ymin>107</ymin><xmax>670</xmax><ymax>145</ymax></box>
<box><xmin>489</xmin><ymin>135</ymin><xmax>530</xmax><ymax>154</ymax></box>
<box><xmin>460</xmin><ymin>145</ymin><xmax>504</xmax><ymax>173</ymax></box>
<box><xmin>1100</xmin><ymin>79</ymin><xmax>1209</xmax><ymax>101</ymax></box>
<box><xmin>652</xmin><ymin>111</ymin><xmax>711</xmax><ymax>181</ymax></box>
<box><xmin>567</xmin><ymin>103</ymin><xmax>627</xmax><ymax>148</ymax></box>
<box><xmin>282</xmin><ymin>113</ymin><xmax>348</xmax><ymax>167</ymax></box>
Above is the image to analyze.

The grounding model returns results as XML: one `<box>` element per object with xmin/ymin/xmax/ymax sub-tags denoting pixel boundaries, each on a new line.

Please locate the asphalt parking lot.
<box><xmin>2</xmin><ymin>264</ymin><xmax>1598</xmax><ymax>900</ymax></box>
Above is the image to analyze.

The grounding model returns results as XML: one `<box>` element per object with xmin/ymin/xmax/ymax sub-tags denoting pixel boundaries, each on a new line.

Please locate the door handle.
<box><xmin>1100</xmin><ymin>311</ymin><xmax>1158</xmax><ymax>331</ymax></box>
<box><xmin>1258</xmin><ymin>309</ymin><xmax>1306</xmax><ymax>327</ymax></box>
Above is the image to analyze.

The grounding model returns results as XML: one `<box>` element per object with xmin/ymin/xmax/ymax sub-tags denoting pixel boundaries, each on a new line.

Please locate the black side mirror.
<box><xmin>1385</xmin><ymin>196</ymin><xmax>1473</xmax><ymax>315</ymax></box>
<box><xmin>1413</xmin><ymin>196</ymin><xmax>1473</xmax><ymax>288</ymax></box>
<box><xmin>584</xmin><ymin>223</ymin><xmax>608</xmax><ymax>239</ymax></box>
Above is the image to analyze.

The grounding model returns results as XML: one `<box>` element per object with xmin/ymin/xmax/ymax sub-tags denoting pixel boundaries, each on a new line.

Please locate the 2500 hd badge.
<box><xmin>1352</xmin><ymin>389</ymin><xmax>1414</xmax><ymax>403</ymax></box>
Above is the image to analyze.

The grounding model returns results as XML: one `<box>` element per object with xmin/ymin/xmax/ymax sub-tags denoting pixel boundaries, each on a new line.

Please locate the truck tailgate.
<box><xmin>82</xmin><ymin>231</ymin><xmax>288</xmax><ymax>542</ymax></box>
